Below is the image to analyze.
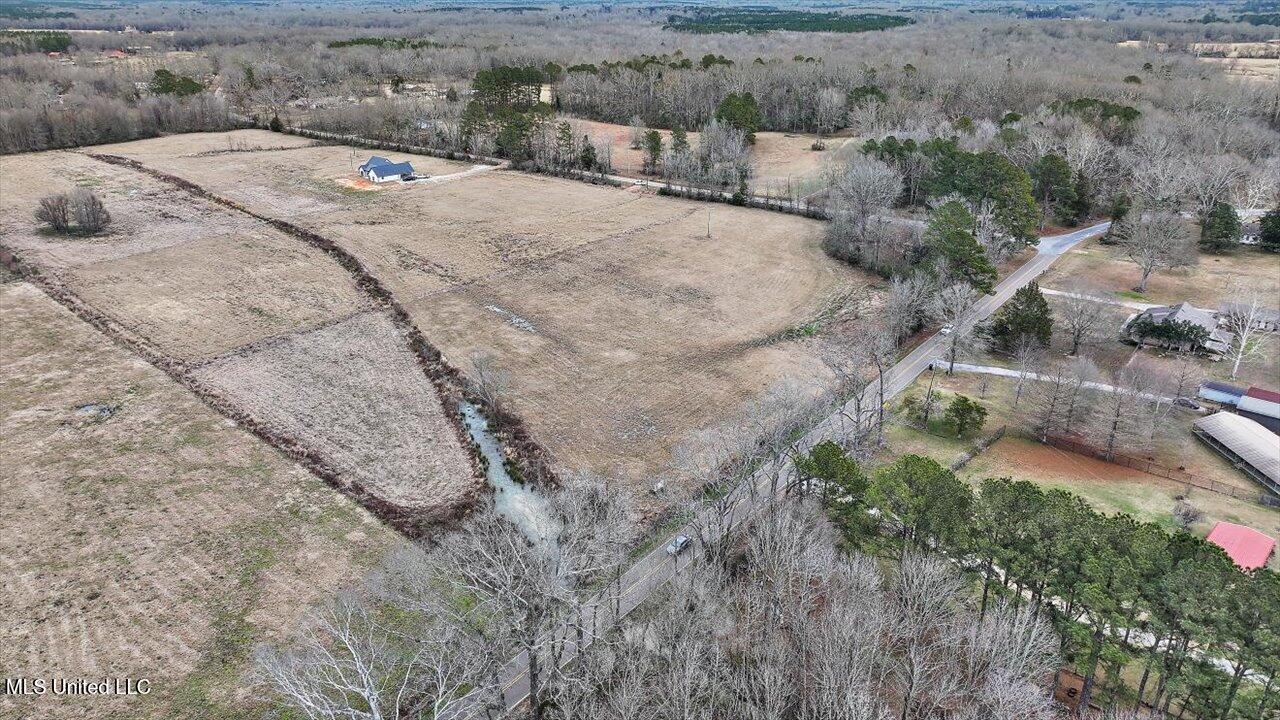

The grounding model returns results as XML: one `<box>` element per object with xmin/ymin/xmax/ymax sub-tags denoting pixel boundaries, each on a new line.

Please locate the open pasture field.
<box><xmin>0</xmin><ymin>146</ymin><xmax>477</xmax><ymax>524</ymax></box>
<box><xmin>565</xmin><ymin>118</ymin><xmax>859</xmax><ymax>197</ymax></box>
<box><xmin>96</xmin><ymin>130</ymin><xmax>881</xmax><ymax>508</ymax></box>
<box><xmin>95</xmin><ymin>131</ymin><xmax>479</xmax><ymax>219</ymax></box>
<box><xmin>1038</xmin><ymin>236</ymin><xmax>1280</xmax><ymax>310</ymax></box>
<box><xmin>193</xmin><ymin>310</ymin><xmax>479</xmax><ymax>517</ymax></box>
<box><xmin>0</xmin><ymin>279</ymin><xmax>403</xmax><ymax>720</ymax></box>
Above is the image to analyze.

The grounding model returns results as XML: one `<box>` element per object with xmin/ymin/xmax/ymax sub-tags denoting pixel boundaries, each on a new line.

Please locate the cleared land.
<box><xmin>194</xmin><ymin>310</ymin><xmax>479</xmax><ymax>517</ymax></box>
<box><xmin>0</xmin><ymin>145</ymin><xmax>478</xmax><ymax>524</ymax></box>
<box><xmin>0</xmin><ymin>279</ymin><xmax>403</xmax><ymax>720</ymax></box>
<box><xmin>97</xmin><ymin>129</ymin><xmax>882</xmax><ymax>512</ymax></box>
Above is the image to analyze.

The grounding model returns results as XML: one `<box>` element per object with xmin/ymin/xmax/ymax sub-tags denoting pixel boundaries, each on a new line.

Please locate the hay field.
<box><xmin>85</xmin><ymin>131</ymin><xmax>881</xmax><ymax>503</ymax></box>
<box><xmin>0</xmin><ymin>147</ymin><xmax>477</xmax><ymax>522</ymax></box>
<box><xmin>194</xmin><ymin>311</ymin><xmax>480</xmax><ymax>518</ymax></box>
<box><xmin>0</xmin><ymin>279</ymin><xmax>402</xmax><ymax>720</ymax></box>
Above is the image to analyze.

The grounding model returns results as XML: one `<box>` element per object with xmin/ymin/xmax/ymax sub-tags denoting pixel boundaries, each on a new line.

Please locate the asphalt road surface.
<box><xmin>452</xmin><ymin>222</ymin><xmax>1110</xmax><ymax>719</ymax></box>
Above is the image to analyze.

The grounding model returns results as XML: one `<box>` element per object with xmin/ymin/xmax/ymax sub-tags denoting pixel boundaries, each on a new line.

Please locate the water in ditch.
<box><xmin>458</xmin><ymin>401</ymin><xmax>559</xmax><ymax>548</ymax></box>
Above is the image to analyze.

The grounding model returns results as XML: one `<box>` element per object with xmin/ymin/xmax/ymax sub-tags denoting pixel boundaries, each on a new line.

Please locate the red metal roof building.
<box><xmin>1206</xmin><ymin>522</ymin><xmax>1276</xmax><ymax>570</ymax></box>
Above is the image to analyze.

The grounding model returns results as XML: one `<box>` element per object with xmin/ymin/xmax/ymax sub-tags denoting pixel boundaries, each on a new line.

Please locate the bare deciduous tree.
<box><xmin>1218</xmin><ymin>281</ymin><xmax>1277</xmax><ymax>379</ymax></box>
<box><xmin>34</xmin><ymin>193</ymin><xmax>70</xmax><ymax>233</ymax></box>
<box><xmin>1114</xmin><ymin>209</ymin><xmax>1194</xmax><ymax>293</ymax></box>
<box><xmin>254</xmin><ymin>593</ymin><xmax>434</xmax><ymax>720</ymax></box>
<box><xmin>930</xmin><ymin>282</ymin><xmax>986</xmax><ymax>375</ymax></box>
<box><xmin>70</xmin><ymin>189</ymin><xmax>111</xmax><ymax>234</ymax></box>
<box><xmin>827</xmin><ymin>157</ymin><xmax>904</xmax><ymax>266</ymax></box>
<box><xmin>1056</xmin><ymin>281</ymin><xmax>1112</xmax><ymax>355</ymax></box>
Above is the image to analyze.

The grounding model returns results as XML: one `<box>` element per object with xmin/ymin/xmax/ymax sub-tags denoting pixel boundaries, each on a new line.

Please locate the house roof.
<box><xmin>368</xmin><ymin>161</ymin><xmax>413</xmax><ymax>178</ymax></box>
<box><xmin>1193</xmin><ymin>412</ymin><xmax>1280</xmax><ymax>483</ymax></box>
<box><xmin>359</xmin><ymin>156</ymin><xmax>393</xmax><ymax>172</ymax></box>
<box><xmin>1221</xmin><ymin>302</ymin><xmax>1280</xmax><ymax>322</ymax></box>
<box><xmin>1206</xmin><ymin>522</ymin><xmax>1276</xmax><ymax>570</ymax></box>
<box><xmin>1141</xmin><ymin>302</ymin><xmax>1217</xmax><ymax>333</ymax></box>
<box><xmin>1137</xmin><ymin>302</ymin><xmax>1234</xmax><ymax>351</ymax></box>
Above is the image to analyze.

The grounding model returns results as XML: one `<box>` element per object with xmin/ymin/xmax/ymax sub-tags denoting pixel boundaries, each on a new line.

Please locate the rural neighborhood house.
<box><xmin>358</xmin><ymin>155</ymin><xmax>415</xmax><ymax>182</ymax></box>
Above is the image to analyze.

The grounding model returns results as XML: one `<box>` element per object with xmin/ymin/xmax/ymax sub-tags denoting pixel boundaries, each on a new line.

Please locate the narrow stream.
<box><xmin>458</xmin><ymin>401</ymin><xmax>559</xmax><ymax>548</ymax></box>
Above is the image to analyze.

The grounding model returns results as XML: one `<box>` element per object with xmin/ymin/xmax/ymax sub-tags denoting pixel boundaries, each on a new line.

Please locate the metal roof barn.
<box><xmin>1192</xmin><ymin>412</ymin><xmax>1280</xmax><ymax>497</ymax></box>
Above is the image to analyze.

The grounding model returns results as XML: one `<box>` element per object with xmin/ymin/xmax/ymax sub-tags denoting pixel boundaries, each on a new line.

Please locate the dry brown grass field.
<box><xmin>0</xmin><ymin>278</ymin><xmax>403</xmax><ymax>720</ymax></box>
<box><xmin>1038</xmin><ymin>237</ymin><xmax>1280</xmax><ymax>310</ymax></box>
<box><xmin>92</xmin><ymin>129</ymin><xmax>882</xmax><ymax>511</ymax></box>
<box><xmin>194</xmin><ymin>310</ymin><xmax>480</xmax><ymax>516</ymax></box>
<box><xmin>0</xmin><ymin>145</ymin><xmax>477</xmax><ymax>523</ymax></box>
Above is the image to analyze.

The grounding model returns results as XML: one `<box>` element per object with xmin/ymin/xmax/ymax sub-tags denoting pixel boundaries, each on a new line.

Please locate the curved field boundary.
<box><xmin>84</xmin><ymin>153</ymin><xmax>556</xmax><ymax>496</ymax></box>
<box><xmin>0</xmin><ymin>245</ymin><xmax>432</xmax><ymax>535</ymax></box>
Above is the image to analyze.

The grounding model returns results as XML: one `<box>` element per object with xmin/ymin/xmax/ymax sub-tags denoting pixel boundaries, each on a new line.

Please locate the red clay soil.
<box><xmin>985</xmin><ymin>437</ymin><xmax>1153</xmax><ymax>485</ymax></box>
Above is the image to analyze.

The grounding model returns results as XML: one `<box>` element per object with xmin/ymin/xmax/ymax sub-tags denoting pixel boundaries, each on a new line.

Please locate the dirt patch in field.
<box><xmin>0</xmin><ymin>281</ymin><xmax>401</xmax><ymax>720</ymax></box>
<box><xmin>962</xmin><ymin>436</ymin><xmax>1280</xmax><ymax>545</ymax></box>
<box><xmin>192</xmin><ymin>311</ymin><xmax>481</xmax><ymax>521</ymax></box>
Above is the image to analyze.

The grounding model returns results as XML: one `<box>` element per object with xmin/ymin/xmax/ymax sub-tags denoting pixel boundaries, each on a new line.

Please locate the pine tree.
<box><xmin>1261</xmin><ymin>205</ymin><xmax>1280</xmax><ymax>252</ymax></box>
<box><xmin>991</xmin><ymin>281</ymin><xmax>1053</xmax><ymax>351</ymax></box>
<box><xmin>671</xmin><ymin>125</ymin><xmax>689</xmax><ymax>154</ymax></box>
<box><xmin>925</xmin><ymin>201</ymin><xmax>998</xmax><ymax>293</ymax></box>
<box><xmin>1199</xmin><ymin>201</ymin><xmax>1241</xmax><ymax>254</ymax></box>
<box><xmin>578</xmin><ymin>136</ymin><xmax>597</xmax><ymax>172</ymax></box>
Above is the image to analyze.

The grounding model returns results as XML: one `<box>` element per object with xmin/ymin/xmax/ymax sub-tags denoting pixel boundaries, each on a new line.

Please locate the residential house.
<box><xmin>358</xmin><ymin>156</ymin><xmax>415</xmax><ymax>183</ymax></box>
<box><xmin>1124</xmin><ymin>302</ymin><xmax>1233</xmax><ymax>355</ymax></box>
<box><xmin>1220</xmin><ymin>301</ymin><xmax>1280</xmax><ymax>332</ymax></box>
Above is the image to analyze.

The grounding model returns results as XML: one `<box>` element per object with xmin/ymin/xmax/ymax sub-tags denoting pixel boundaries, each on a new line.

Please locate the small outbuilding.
<box><xmin>358</xmin><ymin>155</ymin><xmax>415</xmax><ymax>183</ymax></box>
<box><xmin>1238</xmin><ymin>386</ymin><xmax>1280</xmax><ymax>434</ymax></box>
<box><xmin>1198</xmin><ymin>380</ymin><xmax>1246</xmax><ymax>407</ymax></box>
<box><xmin>1206</xmin><ymin>522</ymin><xmax>1276</xmax><ymax>570</ymax></box>
<box><xmin>1192</xmin><ymin>411</ymin><xmax>1280</xmax><ymax>497</ymax></box>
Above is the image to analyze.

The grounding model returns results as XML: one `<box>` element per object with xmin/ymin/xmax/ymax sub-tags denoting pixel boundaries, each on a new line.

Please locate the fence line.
<box><xmin>1038</xmin><ymin>433</ymin><xmax>1280</xmax><ymax>507</ymax></box>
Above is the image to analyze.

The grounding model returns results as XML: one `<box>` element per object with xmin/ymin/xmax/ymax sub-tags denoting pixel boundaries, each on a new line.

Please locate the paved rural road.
<box><xmin>449</xmin><ymin>220</ymin><xmax>1112</xmax><ymax>718</ymax></box>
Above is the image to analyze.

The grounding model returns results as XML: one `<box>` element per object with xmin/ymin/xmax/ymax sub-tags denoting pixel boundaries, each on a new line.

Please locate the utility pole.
<box><xmin>706</xmin><ymin>208</ymin><xmax>711</xmax><ymax>238</ymax></box>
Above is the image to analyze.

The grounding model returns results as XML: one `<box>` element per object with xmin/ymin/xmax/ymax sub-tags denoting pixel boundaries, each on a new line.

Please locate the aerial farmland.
<box><xmin>4</xmin><ymin>3</ymin><xmax>1279</xmax><ymax>718</ymax></box>
<box><xmin>84</xmin><ymin>129</ymin><xmax>882</xmax><ymax>509</ymax></box>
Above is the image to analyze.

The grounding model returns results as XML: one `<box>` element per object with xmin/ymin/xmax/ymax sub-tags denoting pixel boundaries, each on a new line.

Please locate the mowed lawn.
<box><xmin>0</xmin><ymin>278</ymin><xmax>402</xmax><ymax>720</ymax></box>
<box><xmin>94</xmin><ymin>130</ymin><xmax>886</xmax><ymax>514</ymax></box>
<box><xmin>881</xmin><ymin>372</ymin><xmax>1279</xmax><ymax>555</ymax></box>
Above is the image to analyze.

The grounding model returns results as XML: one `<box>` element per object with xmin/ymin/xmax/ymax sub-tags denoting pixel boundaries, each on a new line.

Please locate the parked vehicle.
<box><xmin>939</xmin><ymin>323</ymin><xmax>954</xmax><ymax>336</ymax></box>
